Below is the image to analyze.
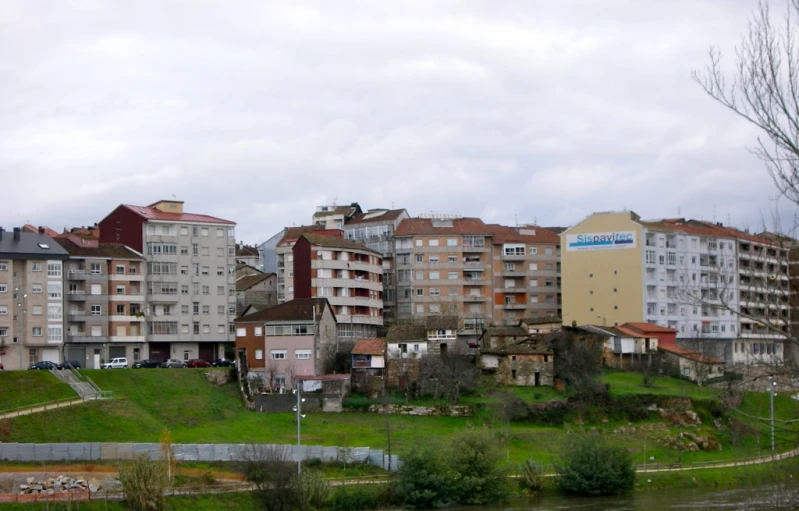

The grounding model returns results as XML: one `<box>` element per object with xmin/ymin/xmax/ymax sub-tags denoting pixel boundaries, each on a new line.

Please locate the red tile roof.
<box><xmin>394</xmin><ymin>217</ymin><xmax>489</xmax><ymax>236</ymax></box>
<box><xmin>121</xmin><ymin>204</ymin><xmax>235</xmax><ymax>225</ymax></box>
<box><xmin>624</xmin><ymin>322</ymin><xmax>677</xmax><ymax>334</ymax></box>
<box><xmin>278</xmin><ymin>226</ymin><xmax>330</xmax><ymax>246</ymax></box>
<box><xmin>21</xmin><ymin>224</ymin><xmax>60</xmax><ymax>237</ymax></box>
<box><xmin>54</xmin><ymin>237</ymin><xmax>143</xmax><ymax>259</ymax></box>
<box><xmin>348</xmin><ymin>209</ymin><xmax>408</xmax><ymax>225</ymax></box>
<box><xmin>659</xmin><ymin>345</ymin><xmax>724</xmax><ymax>364</ymax></box>
<box><xmin>351</xmin><ymin>338</ymin><xmax>387</xmax><ymax>355</ymax></box>
<box><xmin>485</xmin><ymin>224</ymin><xmax>559</xmax><ymax>244</ymax></box>
<box><xmin>615</xmin><ymin>326</ymin><xmax>649</xmax><ymax>338</ymax></box>
<box><xmin>301</xmin><ymin>233</ymin><xmax>379</xmax><ymax>254</ymax></box>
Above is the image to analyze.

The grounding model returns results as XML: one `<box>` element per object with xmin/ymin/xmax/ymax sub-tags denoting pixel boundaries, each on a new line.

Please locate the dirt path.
<box><xmin>0</xmin><ymin>399</ymin><xmax>87</xmax><ymax>420</ymax></box>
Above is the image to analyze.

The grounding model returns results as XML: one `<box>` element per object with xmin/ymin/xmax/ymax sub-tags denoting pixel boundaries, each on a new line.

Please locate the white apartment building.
<box><xmin>99</xmin><ymin>200</ymin><xmax>237</xmax><ymax>362</ymax></box>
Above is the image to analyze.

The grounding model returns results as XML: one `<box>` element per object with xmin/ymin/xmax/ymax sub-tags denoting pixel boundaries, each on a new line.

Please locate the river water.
<box><xmin>465</xmin><ymin>484</ymin><xmax>799</xmax><ymax>510</ymax></box>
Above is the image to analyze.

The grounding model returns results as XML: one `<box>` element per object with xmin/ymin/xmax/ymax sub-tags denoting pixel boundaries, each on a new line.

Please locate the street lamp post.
<box><xmin>15</xmin><ymin>287</ymin><xmax>27</xmax><ymax>370</ymax></box>
<box><xmin>768</xmin><ymin>376</ymin><xmax>777</xmax><ymax>452</ymax></box>
<box><xmin>293</xmin><ymin>381</ymin><xmax>306</xmax><ymax>474</ymax></box>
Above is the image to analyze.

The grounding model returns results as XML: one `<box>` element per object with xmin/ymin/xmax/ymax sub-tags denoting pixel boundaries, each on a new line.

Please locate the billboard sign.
<box><xmin>566</xmin><ymin>231</ymin><xmax>637</xmax><ymax>252</ymax></box>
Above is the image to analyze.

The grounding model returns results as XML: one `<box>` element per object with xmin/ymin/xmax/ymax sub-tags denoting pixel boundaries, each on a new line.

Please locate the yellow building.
<box><xmin>561</xmin><ymin>211</ymin><xmax>645</xmax><ymax>327</ymax></box>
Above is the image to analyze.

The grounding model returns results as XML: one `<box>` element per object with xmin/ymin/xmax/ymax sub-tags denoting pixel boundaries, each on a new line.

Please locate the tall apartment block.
<box><xmin>291</xmin><ymin>233</ymin><xmax>384</xmax><ymax>339</ymax></box>
<box><xmin>0</xmin><ymin>227</ymin><xmax>69</xmax><ymax>369</ymax></box>
<box><xmin>98</xmin><ymin>200</ymin><xmax>236</xmax><ymax>362</ymax></box>
<box><xmin>392</xmin><ymin>216</ymin><xmax>562</xmax><ymax>344</ymax></box>
<box><xmin>561</xmin><ymin>211</ymin><xmax>789</xmax><ymax>365</ymax></box>
<box><xmin>343</xmin><ymin>208</ymin><xmax>409</xmax><ymax>322</ymax></box>
<box><xmin>486</xmin><ymin>224</ymin><xmax>561</xmax><ymax>326</ymax></box>
<box><xmin>55</xmin><ymin>234</ymin><xmax>145</xmax><ymax>368</ymax></box>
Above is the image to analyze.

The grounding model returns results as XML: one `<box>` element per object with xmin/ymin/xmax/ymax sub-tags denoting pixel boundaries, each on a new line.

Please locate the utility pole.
<box><xmin>768</xmin><ymin>376</ymin><xmax>777</xmax><ymax>452</ymax></box>
<box><xmin>294</xmin><ymin>381</ymin><xmax>305</xmax><ymax>474</ymax></box>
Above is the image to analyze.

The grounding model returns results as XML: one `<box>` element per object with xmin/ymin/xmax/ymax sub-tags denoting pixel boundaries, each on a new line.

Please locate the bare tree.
<box><xmin>693</xmin><ymin>0</ymin><xmax>799</xmax><ymax>368</ymax></box>
<box><xmin>693</xmin><ymin>0</ymin><xmax>799</xmax><ymax>208</ymax></box>
<box><xmin>238</xmin><ymin>444</ymin><xmax>298</xmax><ymax>511</ymax></box>
<box><xmin>551</xmin><ymin>329</ymin><xmax>604</xmax><ymax>396</ymax></box>
<box><xmin>417</xmin><ymin>353</ymin><xmax>478</xmax><ymax>404</ymax></box>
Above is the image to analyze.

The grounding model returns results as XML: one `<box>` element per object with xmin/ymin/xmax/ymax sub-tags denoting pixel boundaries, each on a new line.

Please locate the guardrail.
<box><xmin>0</xmin><ymin>397</ymin><xmax>89</xmax><ymax>419</ymax></box>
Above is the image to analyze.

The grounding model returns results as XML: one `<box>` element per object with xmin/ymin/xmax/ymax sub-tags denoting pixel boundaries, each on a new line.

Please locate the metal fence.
<box><xmin>0</xmin><ymin>443</ymin><xmax>402</xmax><ymax>471</ymax></box>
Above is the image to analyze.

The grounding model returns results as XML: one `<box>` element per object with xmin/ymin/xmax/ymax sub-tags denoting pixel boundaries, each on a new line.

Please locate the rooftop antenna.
<box><xmin>727</xmin><ymin>212</ymin><xmax>732</xmax><ymax>227</ymax></box>
<box><xmin>332</xmin><ymin>196</ymin><xmax>338</xmax><ymax>206</ymax></box>
<box><xmin>514</xmin><ymin>214</ymin><xmax>518</xmax><ymax>226</ymax></box>
<box><xmin>171</xmin><ymin>194</ymin><xmax>176</xmax><ymax>200</ymax></box>
<box><xmin>677</xmin><ymin>206</ymin><xmax>681</xmax><ymax>217</ymax></box>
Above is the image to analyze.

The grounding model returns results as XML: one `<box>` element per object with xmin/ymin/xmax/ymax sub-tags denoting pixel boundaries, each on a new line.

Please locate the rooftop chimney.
<box><xmin>0</xmin><ymin>227</ymin><xmax>3</xmax><ymax>241</ymax></box>
<box><xmin>13</xmin><ymin>227</ymin><xmax>20</xmax><ymax>242</ymax></box>
<box><xmin>38</xmin><ymin>226</ymin><xmax>44</xmax><ymax>234</ymax></box>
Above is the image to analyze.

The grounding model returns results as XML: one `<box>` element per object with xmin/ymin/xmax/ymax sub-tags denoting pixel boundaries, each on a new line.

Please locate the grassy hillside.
<box><xmin>0</xmin><ymin>371</ymin><xmax>77</xmax><ymax>411</ymax></box>
<box><xmin>3</xmin><ymin>369</ymin><xmax>794</xmax><ymax>466</ymax></box>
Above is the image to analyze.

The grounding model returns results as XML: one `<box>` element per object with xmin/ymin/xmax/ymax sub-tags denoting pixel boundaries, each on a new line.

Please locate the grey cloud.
<box><xmin>0</xmin><ymin>0</ymin><xmax>792</xmax><ymax>244</ymax></box>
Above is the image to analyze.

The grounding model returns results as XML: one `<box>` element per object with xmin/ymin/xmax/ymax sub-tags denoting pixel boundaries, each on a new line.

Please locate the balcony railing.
<box><xmin>67</xmin><ymin>292</ymin><xmax>86</xmax><ymax>302</ymax></box>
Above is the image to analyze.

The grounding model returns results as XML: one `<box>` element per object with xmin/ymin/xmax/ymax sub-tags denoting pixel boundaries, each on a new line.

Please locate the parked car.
<box><xmin>28</xmin><ymin>361</ymin><xmax>57</xmax><ymax>370</ymax></box>
<box><xmin>101</xmin><ymin>357</ymin><xmax>128</xmax><ymax>369</ymax></box>
<box><xmin>211</xmin><ymin>358</ymin><xmax>234</xmax><ymax>367</ymax></box>
<box><xmin>186</xmin><ymin>359</ymin><xmax>210</xmax><ymax>368</ymax></box>
<box><xmin>162</xmin><ymin>359</ymin><xmax>186</xmax><ymax>368</ymax></box>
<box><xmin>132</xmin><ymin>359</ymin><xmax>162</xmax><ymax>369</ymax></box>
<box><xmin>57</xmin><ymin>360</ymin><xmax>82</xmax><ymax>370</ymax></box>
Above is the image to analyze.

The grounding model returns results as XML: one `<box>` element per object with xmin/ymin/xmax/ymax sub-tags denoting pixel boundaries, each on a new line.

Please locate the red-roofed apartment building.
<box><xmin>98</xmin><ymin>200</ymin><xmax>237</xmax><ymax>364</ymax></box>
<box><xmin>393</xmin><ymin>216</ymin><xmax>561</xmax><ymax>345</ymax></box>
<box><xmin>561</xmin><ymin>211</ymin><xmax>790</xmax><ymax>367</ymax></box>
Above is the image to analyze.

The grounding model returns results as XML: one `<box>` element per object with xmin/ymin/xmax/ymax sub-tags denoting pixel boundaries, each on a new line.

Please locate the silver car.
<box><xmin>162</xmin><ymin>359</ymin><xmax>186</xmax><ymax>368</ymax></box>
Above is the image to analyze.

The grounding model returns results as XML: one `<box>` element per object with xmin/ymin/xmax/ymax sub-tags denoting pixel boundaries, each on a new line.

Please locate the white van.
<box><xmin>101</xmin><ymin>357</ymin><xmax>128</xmax><ymax>369</ymax></box>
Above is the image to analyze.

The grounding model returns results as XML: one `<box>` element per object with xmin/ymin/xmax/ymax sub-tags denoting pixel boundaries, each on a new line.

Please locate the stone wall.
<box><xmin>367</xmin><ymin>404</ymin><xmax>471</xmax><ymax>417</ymax></box>
<box><xmin>252</xmin><ymin>393</ymin><xmax>345</xmax><ymax>413</ymax></box>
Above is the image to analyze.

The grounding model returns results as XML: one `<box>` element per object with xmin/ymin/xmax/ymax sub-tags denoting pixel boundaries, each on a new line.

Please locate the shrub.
<box><xmin>449</xmin><ymin>429</ymin><xmax>511</xmax><ymax>505</ymax></box>
<box><xmin>520</xmin><ymin>459</ymin><xmax>548</xmax><ymax>493</ymax></box>
<box><xmin>555</xmin><ymin>431</ymin><xmax>635</xmax><ymax>496</ymax></box>
<box><xmin>395</xmin><ymin>441</ymin><xmax>454</xmax><ymax>509</ymax></box>
<box><xmin>296</xmin><ymin>470</ymin><xmax>332</xmax><ymax>511</ymax></box>
<box><xmin>329</xmin><ymin>484</ymin><xmax>396</xmax><ymax>511</ymax></box>
<box><xmin>118</xmin><ymin>454</ymin><xmax>169</xmax><ymax>511</ymax></box>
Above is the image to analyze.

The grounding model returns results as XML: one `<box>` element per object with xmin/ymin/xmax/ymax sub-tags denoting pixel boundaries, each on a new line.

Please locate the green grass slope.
<box><xmin>0</xmin><ymin>371</ymin><xmax>77</xmax><ymax>411</ymax></box>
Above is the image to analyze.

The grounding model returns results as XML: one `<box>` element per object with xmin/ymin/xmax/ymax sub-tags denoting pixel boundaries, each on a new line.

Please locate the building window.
<box><xmin>47</xmin><ymin>262</ymin><xmax>62</xmax><ymax>277</ymax></box>
<box><xmin>31</xmin><ymin>262</ymin><xmax>41</xmax><ymax>272</ymax></box>
<box><xmin>429</xmin><ymin>271</ymin><xmax>440</xmax><ymax>280</ymax></box>
<box><xmin>0</xmin><ymin>305</ymin><xmax>6</xmax><ymax>315</ymax></box>
<box><xmin>0</xmin><ymin>284</ymin><xmax>6</xmax><ymax>293</ymax></box>
<box><xmin>416</xmin><ymin>288</ymin><xmax>424</xmax><ymax>296</ymax></box>
<box><xmin>31</xmin><ymin>305</ymin><xmax>42</xmax><ymax>315</ymax></box>
<box><xmin>415</xmin><ymin>255</ymin><xmax>423</xmax><ymax>263</ymax></box>
<box><xmin>48</xmin><ymin>326</ymin><xmax>62</xmax><ymax>342</ymax></box>
<box><xmin>90</xmin><ymin>262</ymin><xmax>102</xmax><ymax>274</ymax></box>
<box><xmin>271</xmin><ymin>350</ymin><xmax>287</xmax><ymax>360</ymax></box>
<box><xmin>295</xmin><ymin>349</ymin><xmax>312</xmax><ymax>360</ymax></box>
<box><xmin>503</xmin><ymin>244</ymin><xmax>525</xmax><ymax>256</ymax></box>
<box><xmin>429</xmin><ymin>304</ymin><xmax>441</xmax><ymax>313</ymax></box>
<box><xmin>193</xmin><ymin>322</ymin><xmax>200</xmax><ymax>334</ymax></box>
<box><xmin>47</xmin><ymin>282</ymin><xmax>62</xmax><ymax>298</ymax></box>
<box><xmin>645</xmin><ymin>250</ymin><xmax>656</xmax><ymax>264</ymax></box>
<box><xmin>255</xmin><ymin>349</ymin><xmax>263</xmax><ymax>360</ymax></box>
<box><xmin>180</xmin><ymin>246</ymin><xmax>188</xmax><ymax>255</ymax></box>
<box><xmin>32</xmin><ymin>327</ymin><xmax>42</xmax><ymax>337</ymax></box>
<box><xmin>89</xmin><ymin>305</ymin><xmax>101</xmax><ymax>316</ymax></box>
<box><xmin>202</xmin><ymin>285</ymin><xmax>210</xmax><ymax>295</ymax></box>
<box><xmin>218</xmin><ymin>305</ymin><xmax>225</xmax><ymax>314</ymax></box>
<box><xmin>47</xmin><ymin>305</ymin><xmax>62</xmax><ymax>321</ymax></box>
<box><xmin>430</xmin><ymin>288</ymin><xmax>441</xmax><ymax>296</ymax></box>
<box><xmin>429</xmin><ymin>239</ymin><xmax>440</xmax><ymax>247</ymax></box>
<box><xmin>202</xmin><ymin>305</ymin><xmax>210</xmax><ymax>314</ymax></box>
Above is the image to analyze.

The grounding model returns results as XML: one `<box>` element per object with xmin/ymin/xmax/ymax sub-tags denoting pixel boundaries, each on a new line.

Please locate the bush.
<box><xmin>396</xmin><ymin>441</ymin><xmax>454</xmax><ymax>508</ymax></box>
<box><xmin>555</xmin><ymin>431</ymin><xmax>635</xmax><ymax>496</ymax></box>
<box><xmin>296</xmin><ymin>470</ymin><xmax>331</xmax><ymax>511</ymax></box>
<box><xmin>119</xmin><ymin>454</ymin><xmax>169</xmax><ymax>511</ymax></box>
<box><xmin>329</xmin><ymin>484</ymin><xmax>396</xmax><ymax>511</ymax></box>
<box><xmin>449</xmin><ymin>429</ymin><xmax>511</xmax><ymax>505</ymax></box>
<box><xmin>520</xmin><ymin>459</ymin><xmax>548</xmax><ymax>493</ymax></box>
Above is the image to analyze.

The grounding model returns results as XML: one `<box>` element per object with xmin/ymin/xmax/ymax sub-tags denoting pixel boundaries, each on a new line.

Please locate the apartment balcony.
<box><xmin>464</xmin><ymin>295</ymin><xmax>488</xmax><ymax>302</ymax></box>
<box><xmin>66</xmin><ymin>291</ymin><xmax>87</xmax><ymax>302</ymax></box>
<box><xmin>149</xmin><ymin>293</ymin><xmax>179</xmax><ymax>303</ymax></box>
<box><xmin>533</xmin><ymin>270</ymin><xmax>558</xmax><ymax>278</ymax></box>
<box><xmin>462</xmin><ymin>245</ymin><xmax>487</xmax><ymax>253</ymax></box>
<box><xmin>67</xmin><ymin>312</ymin><xmax>88</xmax><ymax>322</ymax></box>
<box><xmin>67</xmin><ymin>270</ymin><xmax>106</xmax><ymax>281</ymax></box>
<box><xmin>109</xmin><ymin>335</ymin><xmax>146</xmax><ymax>343</ymax></box>
<box><xmin>67</xmin><ymin>333</ymin><xmax>108</xmax><ymax>343</ymax></box>
<box><xmin>109</xmin><ymin>273</ymin><xmax>144</xmax><ymax>282</ymax></box>
<box><xmin>501</xmin><ymin>271</ymin><xmax>526</xmax><ymax>277</ymax></box>
<box><xmin>110</xmin><ymin>315</ymin><xmax>146</xmax><ymax>323</ymax></box>
<box><xmin>528</xmin><ymin>302</ymin><xmax>556</xmax><ymax>309</ymax></box>
<box><xmin>109</xmin><ymin>294</ymin><xmax>145</xmax><ymax>302</ymax></box>
<box><xmin>502</xmin><ymin>303</ymin><xmax>527</xmax><ymax>310</ymax></box>
<box><xmin>501</xmin><ymin>254</ymin><xmax>528</xmax><ymax>261</ymax></box>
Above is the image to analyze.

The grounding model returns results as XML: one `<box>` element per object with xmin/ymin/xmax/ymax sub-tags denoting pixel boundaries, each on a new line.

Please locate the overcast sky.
<box><xmin>1</xmin><ymin>0</ymin><xmax>793</xmax><ymax>244</ymax></box>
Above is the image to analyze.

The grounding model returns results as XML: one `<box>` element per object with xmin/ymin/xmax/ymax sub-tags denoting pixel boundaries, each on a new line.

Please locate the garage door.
<box><xmin>149</xmin><ymin>343</ymin><xmax>170</xmax><ymax>362</ymax></box>
<box><xmin>199</xmin><ymin>344</ymin><xmax>215</xmax><ymax>362</ymax></box>
<box><xmin>66</xmin><ymin>346</ymin><xmax>86</xmax><ymax>366</ymax></box>
<box><xmin>109</xmin><ymin>346</ymin><xmax>126</xmax><ymax>359</ymax></box>
<box><xmin>41</xmin><ymin>348</ymin><xmax>60</xmax><ymax>363</ymax></box>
